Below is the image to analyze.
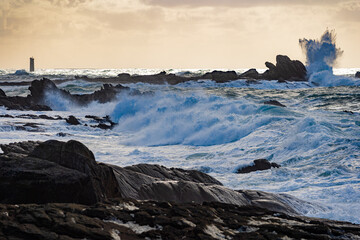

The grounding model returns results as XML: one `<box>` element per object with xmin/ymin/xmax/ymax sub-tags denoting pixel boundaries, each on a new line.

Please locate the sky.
<box><xmin>0</xmin><ymin>0</ymin><xmax>359</xmax><ymax>69</ymax></box>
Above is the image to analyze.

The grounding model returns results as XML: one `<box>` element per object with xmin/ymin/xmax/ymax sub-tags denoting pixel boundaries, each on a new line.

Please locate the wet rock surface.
<box><xmin>237</xmin><ymin>159</ymin><xmax>281</xmax><ymax>174</ymax></box>
<box><xmin>0</xmin><ymin>199</ymin><xmax>359</xmax><ymax>240</ymax></box>
<box><xmin>356</xmin><ymin>71</ymin><xmax>360</xmax><ymax>78</ymax></box>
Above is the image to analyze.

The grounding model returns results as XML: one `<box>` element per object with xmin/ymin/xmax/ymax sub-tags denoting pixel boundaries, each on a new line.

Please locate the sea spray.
<box><xmin>298</xmin><ymin>30</ymin><xmax>359</xmax><ymax>87</ymax></box>
<box><xmin>299</xmin><ymin>29</ymin><xmax>343</xmax><ymax>75</ymax></box>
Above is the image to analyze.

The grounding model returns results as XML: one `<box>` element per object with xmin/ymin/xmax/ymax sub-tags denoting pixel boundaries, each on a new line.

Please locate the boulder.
<box><xmin>202</xmin><ymin>70</ymin><xmax>239</xmax><ymax>83</ymax></box>
<box><xmin>239</xmin><ymin>68</ymin><xmax>260</xmax><ymax>79</ymax></box>
<box><xmin>237</xmin><ymin>159</ymin><xmax>281</xmax><ymax>174</ymax></box>
<box><xmin>66</xmin><ymin>115</ymin><xmax>80</xmax><ymax>125</ymax></box>
<box><xmin>264</xmin><ymin>100</ymin><xmax>286</xmax><ymax>107</ymax></box>
<box><xmin>262</xmin><ymin>55</ymin><xmax>307</xmax><ymax>81</ymax></box>
<box><xmin>0</xmin><ymin>140</ymin><xmax>121</xmax><ymax>204</ymax></box>
<box><xmin>0</xmin><ymin>88</ymin><xmax>5</xmax><ymax>97</ymax></box>
<box><xmin>356</xmin><ymin>71</ymin><xmax>360</xmax><ymax>78</ymax></box>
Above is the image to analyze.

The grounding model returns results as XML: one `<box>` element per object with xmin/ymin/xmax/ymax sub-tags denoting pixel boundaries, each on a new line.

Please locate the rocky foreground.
<box><xmin>0</xmin><ymin>140</ymin><xmax>359</xmax><ymax>239</ymax></box>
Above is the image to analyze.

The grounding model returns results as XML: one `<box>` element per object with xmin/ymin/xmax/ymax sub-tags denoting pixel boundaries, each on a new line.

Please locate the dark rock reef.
<box><xmin>0</xmin><ymin>140</ymin><xmax>359</xmax><ymax>239</ymax></box>
<box><xmin>0</xmin><ymin>78</ymin><xmax>130</xmax><ymax>111</ymax></box>
<box><xmin>1</xmin><ymin>199</ymin><xmax>359</xmax><ymax>240</ymax></box>
<box><xmin>237</xmin><ymin>159</ymin><xmax>281</xmax><ymax>174</ymax></box>
<box><xmin>356</xmin><ymin>71</ymin><xmax>360</xmax><ymax>78</ymax></box>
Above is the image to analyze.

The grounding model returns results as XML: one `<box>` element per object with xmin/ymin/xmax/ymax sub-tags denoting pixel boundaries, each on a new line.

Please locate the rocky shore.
<box><xmin>0</xmin><ymin>140</ymin><xmax>359</xmax><ymax>239</ymax></box>
<box><xmin>0</xmin><ymin>55</ymin><xmax>307</xmax><ymax>89</ymax></box>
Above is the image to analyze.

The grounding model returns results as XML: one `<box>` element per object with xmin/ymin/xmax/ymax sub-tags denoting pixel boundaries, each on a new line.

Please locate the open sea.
<box><xmin>0</xmin><ymin>67</ymin><xmax>360</xmax><ymax>224</ymax></box>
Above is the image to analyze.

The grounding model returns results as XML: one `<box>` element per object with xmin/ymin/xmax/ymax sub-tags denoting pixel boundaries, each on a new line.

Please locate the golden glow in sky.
<box><xmin>0</xmin><ymin>0</ymin><xmax>359</xmax><ymax>69</ymax></box>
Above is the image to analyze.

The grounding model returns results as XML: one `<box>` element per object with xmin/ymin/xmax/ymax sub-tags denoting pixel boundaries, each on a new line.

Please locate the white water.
<box><xmin>0</xmin><ymin>29</ymin><xmax>360</xmax><ymax>223</ymax></box>
<box><xmin>1</xmin><ymin>74</ymin><xmax>360</xmax><ymax>223</ymax></box>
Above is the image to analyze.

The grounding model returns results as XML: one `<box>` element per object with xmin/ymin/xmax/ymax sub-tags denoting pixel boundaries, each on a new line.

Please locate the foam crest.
<box><xmin>110</xmin><ymin>92</ymin><xmax>297</xmax><ymax>146</ymax></box>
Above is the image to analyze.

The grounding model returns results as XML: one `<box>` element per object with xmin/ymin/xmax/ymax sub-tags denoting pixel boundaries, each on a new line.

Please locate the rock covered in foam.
<box><xmin>0</xmin><ymin>140</ymin><xmax>121</xmax><ymax>204</ymax></box>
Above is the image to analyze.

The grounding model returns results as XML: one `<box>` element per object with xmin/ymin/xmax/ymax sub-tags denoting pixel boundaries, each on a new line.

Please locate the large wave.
<box><xmin>110</xmin><ymin>91</ymin><xmax>295</xmax><ymax>146</ymax></box>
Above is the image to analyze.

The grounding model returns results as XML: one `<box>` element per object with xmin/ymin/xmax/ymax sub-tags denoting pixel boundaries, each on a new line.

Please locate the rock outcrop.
<box><xmin>0</xmin><ymin>140</ymin><xmax>121</xmax><ymax>204</ymax></box>
<box><xmin>237</xmin><ymin>159</ymin><xmax>281</xmax><ymax>174</ymax></box>
<box><xmin>110</xmin><ymin>164</ymin><xmax>313</xmax><ymax>215</ymax></box>
<box><xmin>29</xmin><ymin>78</ymin><xmax>129</xmax><ymax>106</ymax></box>
<box><xmin>262</xmin><ymin>55</ymin><xmax>307</xmax><ymax>81</ymax></box>
<box><xmin>1</xmin><ymin>199</ymin><xmax>359</xmax><ymax>240</ymax></box>
<box><xmin>356</xmin><ymin>71</ymin><xmax>360</xmax><ymax>78</ymax></box>
<box><xmin>1</xmin><ymin>140</ymin><xmax>311</xmax><ymax>215</ymax></box>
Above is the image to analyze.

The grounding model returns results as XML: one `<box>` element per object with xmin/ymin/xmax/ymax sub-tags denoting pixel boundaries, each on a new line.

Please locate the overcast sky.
<box><xmin>0</xmin><ymin>0</ymin><xmax>359</xmax><ymax>69</ymax></box>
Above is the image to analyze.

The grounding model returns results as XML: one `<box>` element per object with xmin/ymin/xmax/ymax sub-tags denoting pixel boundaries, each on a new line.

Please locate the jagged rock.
<box><xmin>264</xmin><ymin>100</ymin><xmax>286</xmax><ymax>107</ymax></box>
<box><xmin>66</xmin><ymin>115</ymin><xmax>80</xmax><ymax>125</ymax></box>
<box><xmin>239</xmin><ymin>68</ymin><xmax>260</xmax><ymax>79</ymax></box>
<box><xmin>356</xmin><ymin>71</ymin><xmax>360</xmax><ymax>78</ymax></box>
<box><xmin>262</xmin><ymin>55</ymin><xmax>307</xmax><ymax>81</ymax></box>
<box><xmin>0</xmin><ymin>140</ymin><xmax>121</xmax><ymax>204</ymax></box>
<box><xmin>0</xmin><ymin>88</ymin><xmax>5</xmax><ymax>97</ymax></box>
<box><xmin>1</xmin><ymin>199</ymin><xmax>359</xmax><ymax>240</ymax></box>
<box><xmin>29</xmin><ymin>78</ymin><xmax>129</xmax><ymax>107</ymax></box>
<box><xmin>237</xmin><ymin>159</ymin><xmax>281</xmax><ymax>174</ymax></box>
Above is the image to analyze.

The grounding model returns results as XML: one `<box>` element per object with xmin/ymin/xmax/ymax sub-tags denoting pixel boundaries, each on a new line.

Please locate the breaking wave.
<box><xmin>300</xmin><ymin>30</ymin><xmax>359</xmax><ymax>87</ymax></box>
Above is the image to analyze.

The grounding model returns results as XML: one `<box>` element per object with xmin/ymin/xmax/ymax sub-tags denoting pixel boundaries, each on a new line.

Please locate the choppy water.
<box><xmin>1</xmin><ymin>68</ymin><xmax>360</xmax><ymax>224</ymax></box>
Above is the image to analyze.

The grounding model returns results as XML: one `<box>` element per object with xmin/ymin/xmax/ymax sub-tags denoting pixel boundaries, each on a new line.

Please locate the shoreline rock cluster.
<box><xmin>0</xmin><ymin>139</ymin><xmax>359</xmax><ymax>239</ymax></box>
<box><xmin>0</xmin><ymin>55</ymin><xmax>307</xmax><ymax>90</ymax></box>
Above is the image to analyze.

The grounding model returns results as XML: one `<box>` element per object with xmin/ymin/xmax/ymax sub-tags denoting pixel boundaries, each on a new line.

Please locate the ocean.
<box><xmin>1</xmin><ymin>67</ymin><xmax>360</xmax><ymax>224</ymax></box>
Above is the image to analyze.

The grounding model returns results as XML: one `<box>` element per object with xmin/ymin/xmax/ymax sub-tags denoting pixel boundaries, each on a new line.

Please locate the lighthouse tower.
<box><xmin>30</xmin><ymin>57</ymin><xmax>35</xmax><ymax>72</ymax></box>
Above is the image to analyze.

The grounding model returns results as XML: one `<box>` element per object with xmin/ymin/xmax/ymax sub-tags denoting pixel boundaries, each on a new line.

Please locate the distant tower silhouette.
<box><xmin>30</xmin><ymin>57</ymin><xmax>35</xmax><ymax>72</ymax></box>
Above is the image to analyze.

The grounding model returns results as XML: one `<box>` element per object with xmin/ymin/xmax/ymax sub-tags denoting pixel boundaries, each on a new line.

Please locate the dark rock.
<box><xmin>66</xmin><ymin>116</ymin><xmax>80</xmax><ymax>125</ymax></box>
<box><xmin>29</xmin><ymin>78</ymin><xmax>130</xmax><ymax>107</ymax></box>
<box><xmin>343</xmin><ymin>110</ymin><xmax>354</xmax><ymax>114</ymax></box>
<box><xmin>262</xmin><ymin>55</ymin><xmax>307</xmax><ymax>81</ymax></box>
<box><xmin>108</xmin><ymin>164</ymin><xmax>319</xmax><ymax>215</ymax></box>
<box><xmin>239</xmin><ymin>68</ymin><xmax>260</xmax><ymax>79</ymax></box>
<box><xmin>0</xmin><ymin>88</ymin><xmax>5</xmax><ymax>97</ymax></box>
<box><xmin>202</xmin><ymin>71</ymin><xmax>239</xmax><ymax>83</ymax></box>
<box><xmin>0</xmin><ymin>94</ymin><xmax>52</xmax><ymax>111</ymax></box>
<box><xmin>264</xmin><ymin>100</ymin><xmax>286</xmax><ymax>107</ymax></box>
<box><xmin>0</xmin><ymin>140</ymin><xmax>121</xmax><ymax>204</ymax></box>
<box><xmin>56</xmin><ymin>132</ymin><xmax>70</xmax><ymax>137</ymax></box>
<box><xmin>1</xmin><ymin>199</ymin><xmax>359</xmax><ymax>240</ymax></box>
<box><xmin>356</xmin><ymin>71</ymin><xmax>360</xmax><ymax>78</ymax></box>
<box><xmin>237</xmin><ymin>159</ymin><xmax>281</xmax><ymax>174</ymax></box>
